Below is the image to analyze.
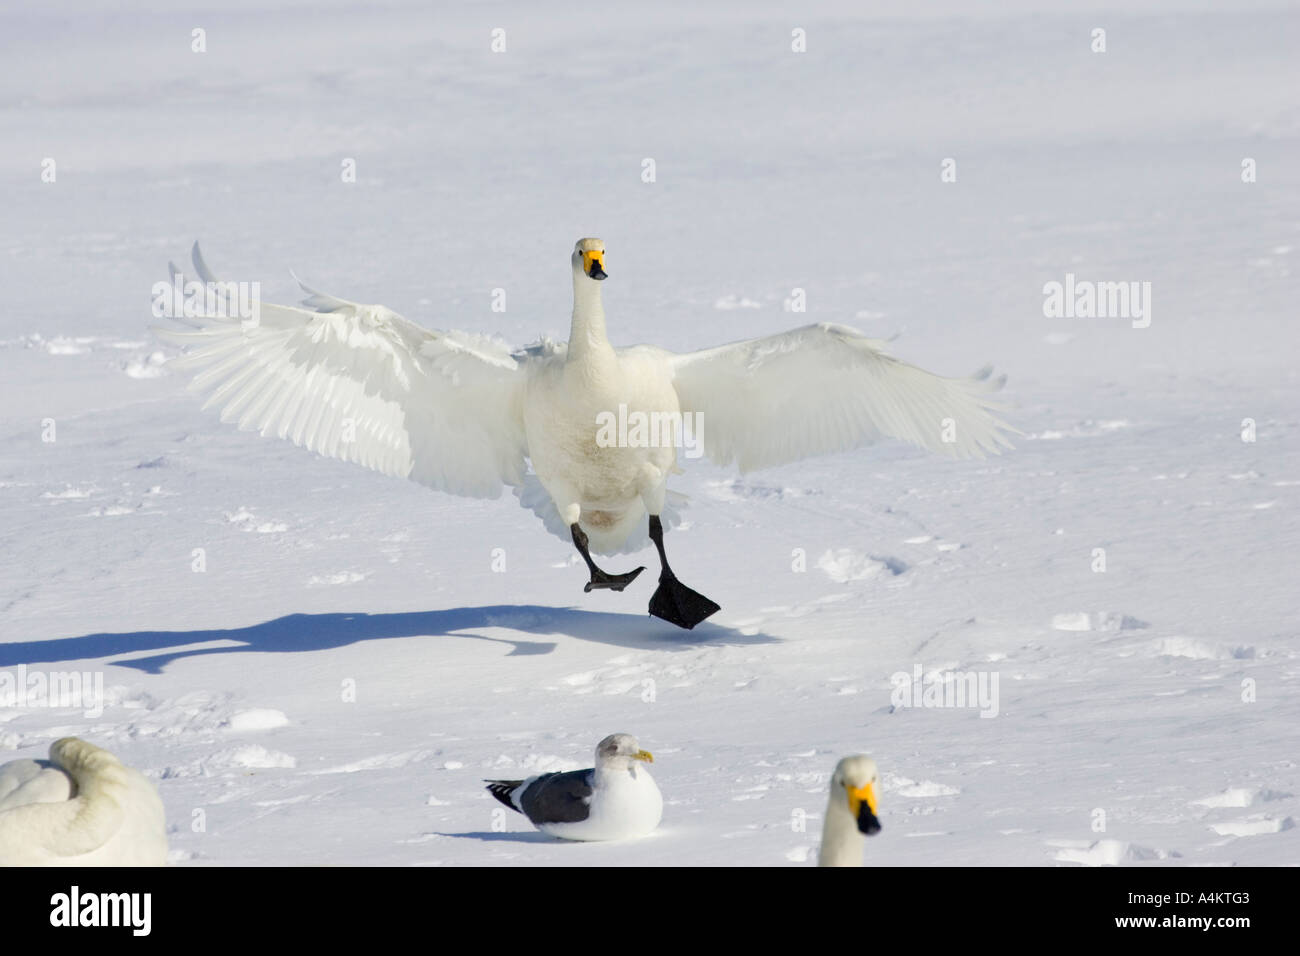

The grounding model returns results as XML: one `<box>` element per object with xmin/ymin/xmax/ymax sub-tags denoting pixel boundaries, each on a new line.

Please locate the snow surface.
<box><xmin>1</xmin><ymin>0</ymin><xmax>1298</xmax><ymax>866</ymax></box>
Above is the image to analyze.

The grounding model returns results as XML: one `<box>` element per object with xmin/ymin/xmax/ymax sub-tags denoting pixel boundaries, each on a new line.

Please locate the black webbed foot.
<box><xmin>584</xmin><ymin>566</ymin><xmax>646</xmax><ymax>593</ymax></box>
<box><xmin>648</xmin><ymin>570</ymin><xmax>720</xmax><ymax>629</ymax></box>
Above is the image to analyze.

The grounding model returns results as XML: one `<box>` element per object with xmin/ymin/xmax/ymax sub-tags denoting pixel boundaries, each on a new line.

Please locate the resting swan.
<box><xmin>0</xmin><ymin>737</ymin><xmax>168</xmax><ymax>866</ymax></box>
<box><xmin>157</xmin><ymin>238</ymin><xmax>1014</xmax><ymax>629</ymax></box>
<box><xmin>818</xmin><ymin>754</ymin><xmax>881</xmax><ymax>867</ymax></box>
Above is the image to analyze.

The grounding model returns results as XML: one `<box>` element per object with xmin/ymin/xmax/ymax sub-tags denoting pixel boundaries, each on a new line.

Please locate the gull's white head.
<box><xmin>595</xmin><ymin>732</ymin><xmax>653</xmax><ymax>771</ymax></box>
<box><xmin>572</xmin><ymin>237</ymin><xmax>607</xmax><ymax>282</ymax></box>
<box><xmin>831</xmin><ymin>755</ymin><xmax>882</xmax><ymax>836</ymax></box>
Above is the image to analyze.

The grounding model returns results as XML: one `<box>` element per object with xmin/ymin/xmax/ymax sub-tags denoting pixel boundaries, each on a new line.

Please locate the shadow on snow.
<box><xmin>3</xmin><ymin>605</ymin><xmax>780</xmax><ymax>674</ymax></box>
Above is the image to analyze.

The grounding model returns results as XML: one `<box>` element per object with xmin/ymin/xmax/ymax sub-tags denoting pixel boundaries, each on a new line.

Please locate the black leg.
<box><xmin>647</xmin><ymin>515</ymin><xmax>720</xmax><ymax>629</ymax></box>
<box><xmin>648</xmin><ymin>515</ymin><xmax>671</xmax><ymax>572</ymax></box>
<box><xmin>571</xmin><ymin>523</ymin><xmax>645</xmax><ymax>593</ymax></box>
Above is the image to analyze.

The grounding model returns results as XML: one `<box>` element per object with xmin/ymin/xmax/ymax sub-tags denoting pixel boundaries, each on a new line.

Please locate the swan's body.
<box><xmin>157</xmin><ymin>238</ymin><xmax>1015</xmax><ymax>626</ymax></box>
<box><xmin>818</xmin><ymin>754</ymin><xmax>881</xmax><ymax>867</ymax></box>
<box><xmin>523</xmin><ymin>317</ymin><xmax>680</xmax><ymax>554</ymax></box>
<box><xmin>0</xmin><ymin>738</ymin><xmax>168</xmax><ymax>867</ymax></box>
<box><xmin>485</xmin><ymin>733</ymin><xmax>663</xmax><ymax>841</ymax></box>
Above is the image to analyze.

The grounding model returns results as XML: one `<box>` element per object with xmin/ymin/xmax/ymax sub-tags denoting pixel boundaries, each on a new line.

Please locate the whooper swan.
<box><xmin>818</xmin><ymin>754</ymin><xmax>882</xmax><ymax>867</ymax></box>
<box><xmin>157</xmin><ymin>238</ymin><xmax>1014</xmax><ymax>629</ymax></box>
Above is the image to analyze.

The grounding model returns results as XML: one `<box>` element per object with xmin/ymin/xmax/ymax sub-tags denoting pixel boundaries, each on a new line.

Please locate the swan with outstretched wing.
<box><xmin>157</xmin><ymin>238</ymin><xmax>1015</xmax><ymax>629</ymax></box>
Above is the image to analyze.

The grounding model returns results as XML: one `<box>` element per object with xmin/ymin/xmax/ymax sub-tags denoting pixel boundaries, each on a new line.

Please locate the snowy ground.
<box><xmin>2</xmin><ymin>1</ymin><xmax>1298</xmax><ymax>865</ymax></box>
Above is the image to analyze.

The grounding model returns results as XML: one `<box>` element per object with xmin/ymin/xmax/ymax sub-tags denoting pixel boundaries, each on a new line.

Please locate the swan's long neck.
<box><xmin>568</xmin><ymin>274</ymin><xmax>614</xmax><ymax>367</ymax></box>
<box><xmin>818</xmin><ymin>792</ymin><xmax>865</xmax><ymax>867</ymax></box>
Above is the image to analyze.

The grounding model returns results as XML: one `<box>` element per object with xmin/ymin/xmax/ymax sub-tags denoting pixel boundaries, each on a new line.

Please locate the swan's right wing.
<box><xmin>155</xmin><ymin>244</ymin><xmax>529</xmax><ymax>499</ymax></box>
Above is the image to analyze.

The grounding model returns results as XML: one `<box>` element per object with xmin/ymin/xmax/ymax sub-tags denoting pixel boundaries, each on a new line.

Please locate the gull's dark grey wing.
<box><xmin>517</xmin><ymin>769</ymin><xmax>595</xmax><ymax>825</ymax></box>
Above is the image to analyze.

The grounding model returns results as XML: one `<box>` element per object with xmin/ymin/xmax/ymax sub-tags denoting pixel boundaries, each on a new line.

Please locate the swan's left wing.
<box><xmin>665</xmin><ymin>322</ymin><xmax>1016</xmax><ymax>472</ymax></box>
<box><xmin>155</xmin><ymin>244</ymin><xmax>528</xmax><ymax>498</ymax></box>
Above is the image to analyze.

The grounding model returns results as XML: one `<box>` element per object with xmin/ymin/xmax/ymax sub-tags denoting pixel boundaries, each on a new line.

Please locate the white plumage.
<box><xmin>0</xmin><ymin>737</ymin><xmax>168</xmax><ymax>867</ymax></box>
<box><xmin>669</xmin><ymin>325</ymin><xmax>1012</xmax><ymax>470</ymax></box>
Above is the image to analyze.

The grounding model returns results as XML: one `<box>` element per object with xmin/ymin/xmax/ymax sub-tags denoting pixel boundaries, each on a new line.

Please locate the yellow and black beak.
<box><xmin>583</xmin><ymin>249</ymin><xmax>607</xmax><ymax>280</ymax></box>
<box><xmin>634</xmin><ymin>749</ymin><xmax>654</xmax><ymax>763</ymax></box>
<box><xmin>848</xmin><ymin>783</ymin><xmax>881</xmax><ymax>835</ymax></box>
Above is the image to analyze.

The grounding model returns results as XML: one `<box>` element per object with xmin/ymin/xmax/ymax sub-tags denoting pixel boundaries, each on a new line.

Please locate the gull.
<box><xmin>485</xmin><ymin>733</ymin><xmax>662</xmax><ymax>841</ymax></box>
<box><xmin>0</xmin><ymin>737</ymin><xmax>168</xmax><ymax>866</ymax></box>
<box><xmin>818</xmin><ymin>754</ymin><xmax>882</xmax><ymax>866</ymax></box>
<box><xmin>157</xmin><ymin>238</ymin><xmax>1015</xmax><ymax>629</ymax></box>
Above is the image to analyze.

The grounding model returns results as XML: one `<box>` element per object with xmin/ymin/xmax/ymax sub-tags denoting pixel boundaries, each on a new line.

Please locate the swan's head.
<box><xmin>595</xmin><ymin>732</ymin><xmax>653</xmax><ymax>770</ymax></box>
<box><xmin>572</xmin><ymin>238</ymin><xmax>607</xmax><ymax>282</ymax></box>
<box><xmin>831</xmin><ymin>755</ymin><xmax>881</xmax><ymax>835</ymax></box>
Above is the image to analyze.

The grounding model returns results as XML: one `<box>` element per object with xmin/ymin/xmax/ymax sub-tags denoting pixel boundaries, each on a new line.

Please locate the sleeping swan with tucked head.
<box><xmin>0</xmin><ymin>737</ymin><xmax>168</xmax><ymax>866</ymax></box>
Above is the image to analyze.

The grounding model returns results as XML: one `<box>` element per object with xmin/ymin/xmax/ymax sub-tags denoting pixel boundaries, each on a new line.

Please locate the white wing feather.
<box><xmin>667</xmin><ymin>322</ymin><xmax>1016</xmax><ymax>472</ymax></box>
<box><xmin>156</xmin><ymin>244</ymin><xmax>527</xmax><ymax>498</ymax></box>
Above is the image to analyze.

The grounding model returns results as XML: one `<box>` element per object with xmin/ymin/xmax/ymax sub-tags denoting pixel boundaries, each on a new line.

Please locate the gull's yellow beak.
<box><xmin>582</xmin><ymin>249</ymin><xmax>607</xmax><ymax>280</ymax></box>
<box><xmin>634</xmin><ymin>749</ymin><xmax>654</xmax><ymax>763</ymax></box>
<box><xmin>847</xmin><ymin>783</ymin><xmax>881</xmax><ymax>835</ymax></box>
